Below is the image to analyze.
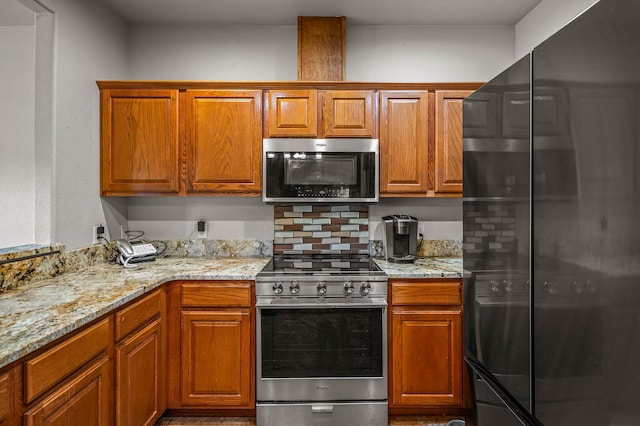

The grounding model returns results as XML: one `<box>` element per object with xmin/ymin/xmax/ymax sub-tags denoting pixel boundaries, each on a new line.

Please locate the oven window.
<box><xmin>260</xmin><ymin>308</ymin><xmax>383</xmax><ymax>378</ymax></box>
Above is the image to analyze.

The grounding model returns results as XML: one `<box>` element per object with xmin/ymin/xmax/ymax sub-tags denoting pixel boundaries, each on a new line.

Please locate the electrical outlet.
<box><xmin>418</xmin><ymin>223</ymin><xmax>426</xmax><ymax>239</ymax></box>
<box><xmin>92</xmin><ymin>224</ymin><xmax>105</xmax><ymax>244</ymax></box>
<box><xmin>197</xmin><ymin>220</ymin><xmax>207</xmax><ymax>239</ymax></box>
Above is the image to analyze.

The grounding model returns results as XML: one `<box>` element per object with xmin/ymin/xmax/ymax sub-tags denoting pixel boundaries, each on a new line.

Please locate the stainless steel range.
<box><xmin>255</xmin><ymin>255</ymin><xmax>388</xmax><ymax>426</ymax></box>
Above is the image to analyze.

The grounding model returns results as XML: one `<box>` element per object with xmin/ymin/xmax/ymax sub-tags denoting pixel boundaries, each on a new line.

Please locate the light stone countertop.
<box><xmin>0</xmin><ymin>257</ymin><xmax>269</xmax><ymax>369</ymax></box>
<box><xmin>0</xmin><ymin>255</ymin><xmax>463</xmax><ymax>369</ymax></box>
<box><xmin>374</xmin><ymin>257</ymin><xmax>463</xmax><ymax>279</ymax></box>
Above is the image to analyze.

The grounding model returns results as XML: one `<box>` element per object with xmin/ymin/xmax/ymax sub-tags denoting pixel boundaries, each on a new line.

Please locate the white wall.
<box><xmin>0</xmin><ymin>24</ymin><xmax>36</xmax><ymax>247</ymax></box>
<box><xmin>515</xmin><ymin>0</ymin><xmax>598</xmax><ymax>58</ymax></box>
<box><xmin>124</xmin><ymin>23</ymin><xmax>514</xmax><ymax>243</ymax></box>
<box><xmin>2</xmin><ymin>9</ymin><xmax>519</xmax><ymax>249</ymax></box>
<box><xmin>37</xmin><ymin>0</ymin><xmax>129</xmax><ymax>248</ymax></box>
<box><xmin>130</xmin><ymin>24</ymin><xmax>515</xmax><ymax>83</ymax></box>
<box><xmin>348</xmin><ymin>25</ymin><xmax>514</xmax><ymax>82</ymax></box>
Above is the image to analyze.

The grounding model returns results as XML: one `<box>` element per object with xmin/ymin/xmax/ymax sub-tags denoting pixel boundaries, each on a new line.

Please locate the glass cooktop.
<box><xmin>259</xmin><ymin>255</ymin><xmax>384</xmax><ymax>276</ymax></box>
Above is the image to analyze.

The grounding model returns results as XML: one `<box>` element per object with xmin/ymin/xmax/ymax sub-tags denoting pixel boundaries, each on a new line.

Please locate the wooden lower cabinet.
<box><xmin>114</xmin><ymin>288</ymin><xmax>166</xmax><ymax>426</ymax></box>
<box><xmin>115</xmin><ymin>318</ymin><xmax>166</xmax><ymax>426</ymax></box>
<box><xmin>0</xmin><ymin>364</ymin><xmax>21</xmax><ymax>426</ymax></box>
<box><xmin>389</xmin><ymin>279</ymin><xmax>464</xmax><ymax>410</ymax></box>
<box><xmin>0</xmin><ymin>370</ymin><xmax>11</xmax><ymax>425</ymax></box>
<box><xmin>180</xmin><ymin>310</ymin><xmax>252</xmax><ymax>407</ymax></box>
<box><xmin>170</xmin><ymin>280</ymin><xmax>255</xmax><ymax>411</ymax></box>
<box><xmin>23</xmin><ymin>355</ymin><xmax>112</xmax><ymax>426</ymax></box>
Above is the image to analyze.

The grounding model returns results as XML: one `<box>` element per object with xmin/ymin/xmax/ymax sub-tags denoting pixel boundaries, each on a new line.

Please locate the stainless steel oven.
<box><xmin>255</xmin><ymin>255</ymin><xmax>388</xmax><ymax>426</ymax></box>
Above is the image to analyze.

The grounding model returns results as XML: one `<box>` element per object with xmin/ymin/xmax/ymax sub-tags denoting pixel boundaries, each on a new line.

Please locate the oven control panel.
<box><xmin>257</xmin><ymin>278</ymin><xmax>387</xmax><ymax>298</ymax></box>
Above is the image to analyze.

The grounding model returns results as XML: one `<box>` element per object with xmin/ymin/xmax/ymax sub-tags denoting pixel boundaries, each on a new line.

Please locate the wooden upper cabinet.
<box><xmin>265</xmin><ymin>89</ymin><xmax>318</xmax><ymax>137</ymax></box>
<box><xmin>434</xmin><ymin>90</ymin><xmax>473</xmax><ymax>195</ymax></box>
<box><xmin>379</xmin><ymin>91</ymin><xmax>430</xmax><ymax>196</ymax></box>
<box><xmin>100</xmin><ymin>89</ymin><xmax>180</xmax><ymax>195</ymax></box>
<box><xmin>265</xmin><ymin>89</ymin><xmax>376</xmax><ymax>138</ymax></box>
<box><xmin>185</xmin><ymin>90</ymin><xmax>262</xmax><ymax>194</ymax></box>
<box><xmin>320</xmin><ymin>90</ymin><xmax>377</xmax><ymax>137</ymax></box>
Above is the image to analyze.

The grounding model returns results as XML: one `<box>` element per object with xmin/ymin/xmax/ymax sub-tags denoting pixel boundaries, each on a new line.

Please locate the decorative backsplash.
<box><xmin>0</xmin><ymin>221</ymin><xmax>461</xmax><ymax>293</ymax></box>
<box><xmin>463</xmin><ymin>202</ymin><xmax>517</xmax><ymax>255</ymax></box>
<box><xmin>274</xmin><ymin>205</ymin><xmax>369</xmax><ymax>255</ymax></box>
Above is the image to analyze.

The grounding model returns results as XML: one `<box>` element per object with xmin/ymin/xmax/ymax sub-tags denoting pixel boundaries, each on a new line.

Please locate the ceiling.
<box><xmin>95</xmin><ymin>0</ymin><xmax>543</xmax><ymax>26</ymax></box>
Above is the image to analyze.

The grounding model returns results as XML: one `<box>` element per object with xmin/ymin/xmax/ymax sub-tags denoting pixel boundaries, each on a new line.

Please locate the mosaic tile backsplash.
<box><xmin>274</xmin><ymin>205</ymin><xmax>369</xmax><ymax>255</ymax></box>
<box><xmin>463</xmin><ymin>202</ymin><xmax>517</xmax><ymax>255</ymax></box>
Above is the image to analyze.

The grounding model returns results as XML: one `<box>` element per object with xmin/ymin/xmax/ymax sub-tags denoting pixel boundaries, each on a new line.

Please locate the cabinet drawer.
<box><xmin>115</xmin><ymin>289</ymin><xmax>163</xmax><ymax>341</ymax></box>
<box><xmin>391</xmin><ymin>280</ymin><xmax>461</xmax><ymax>306</ymax></box>
<box><xmin>181</xmin><ymin>281</ymin><xmax>252</xmax><ymax>307</ymax></box>
<box><xmin>24</xmin><ymin>317</ymin><xmax>111</xmax><ymax>403</ymax></box>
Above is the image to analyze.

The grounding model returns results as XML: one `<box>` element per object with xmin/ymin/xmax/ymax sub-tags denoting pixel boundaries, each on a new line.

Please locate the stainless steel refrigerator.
<box><xmin>462</xmin><ymin>0</ymin><xmax>640</xmax><ymax>424</ymax></box>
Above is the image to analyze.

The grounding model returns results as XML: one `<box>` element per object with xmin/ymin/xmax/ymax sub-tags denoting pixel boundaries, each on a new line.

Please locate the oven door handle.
<box><xmin>256</xmin><ymin>298</ymin><xmax>388</xmax><ymax>309</ymax></box>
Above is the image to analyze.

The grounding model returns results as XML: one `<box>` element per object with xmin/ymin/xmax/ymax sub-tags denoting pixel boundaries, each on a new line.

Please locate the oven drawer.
<box><xmin>391</xmin><ymin>280</ymin><xmax>461</xmax><ymax>306</ymax></box>
<box><xmin>181</xmin><ymin>281</ymin><xmax>252</xmax><ymax>307</ymax></box>
<box><xmin>257</xmin><ymin>401</ymin><xmax>388</xmax><ymax>426</ymax></box>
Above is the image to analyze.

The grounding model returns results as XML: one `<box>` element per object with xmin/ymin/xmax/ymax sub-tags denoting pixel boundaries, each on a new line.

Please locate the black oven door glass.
<box><xmin>260</xmin><ymin>307</ymin><xmax>383</xmax><ymax>378</ymax></box>
<box><xmin>265</xmin><ymin>151</ymin><xmax>376</xmax><ymax>199</ymax></box>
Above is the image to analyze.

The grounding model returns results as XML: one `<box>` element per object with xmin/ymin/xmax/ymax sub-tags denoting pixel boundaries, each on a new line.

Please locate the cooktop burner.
<box><xmin>259</xmin><ymin>254</ymin><xmax>384</xmax><ymax>276</ymax></box>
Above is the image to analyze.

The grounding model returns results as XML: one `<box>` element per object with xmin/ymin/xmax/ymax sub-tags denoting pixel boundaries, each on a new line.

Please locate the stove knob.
<box><xmin>272</xmin><ymin>282</ymin><xmax>283</xmax><ymax>295</ymax></box>
<box><xmin>503</xmin><ymin>280</ymin><xmax>513</xmax><ymax>293</ymax></box>
<box><xmin>290</xmin><ymin>281</ymin><xmax>300</xmax><ymax>295</ymax></box>
<box><xmin>317</xmin><ymin>281</ymin><xmax>327</xmax><ymax>295</ymax></box>
<box><xmin>344</xmin><ymin>281</ymin><xmax>354</xmax><ymax>295</ymax></box>
<box><xmin>490</xmin><ymin>280</ymin><xmax>501</xmax><ymax>293</ymax></box>
<box><xmin>360</xmin><ymin>282</ymin><xmax>371</xmax><ymax>296</ymax></box>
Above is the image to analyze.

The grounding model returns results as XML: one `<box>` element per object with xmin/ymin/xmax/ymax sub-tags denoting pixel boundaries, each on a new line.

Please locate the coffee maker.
<box><xmin>382</xmin><ymin>215</ymin><xmax>418</xmax><ymax>263</ymax></box>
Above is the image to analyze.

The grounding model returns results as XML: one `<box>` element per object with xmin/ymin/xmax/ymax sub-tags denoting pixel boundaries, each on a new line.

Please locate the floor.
<box><xmin>156</xmin><ymin>416</ymin><xmax>461</xmax><ymax>426</ymax></box>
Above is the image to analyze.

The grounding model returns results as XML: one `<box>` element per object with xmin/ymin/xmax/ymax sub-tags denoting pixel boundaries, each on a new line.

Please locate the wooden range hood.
<box><xmin>297</xmin><ymin>16</ymin><xmax>346</xmax><ymax>81</ymax></box>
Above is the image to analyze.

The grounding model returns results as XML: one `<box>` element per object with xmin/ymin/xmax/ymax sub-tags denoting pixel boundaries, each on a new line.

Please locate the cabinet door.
<box><xmin>24</xmin><ymin>356</ymin><xmax>112</xmax><ymax>426</ymax></box>
<box><xmin>380</xmin><ymin>91</ymin><xmax>429</xmax><ymax>195</ymax></box>
<box><xmin>266</xmin><ymin>90</ymin><xmax>318</xmax><ymax>137</ymax></box>
<box><xmin>185</xmin><ymin>90</ymin><xmax>262</xmax><ymax>194</ymax></box>
<box><xmin>391</xmin><ymin>308</ymin><xmax>463</xmax><ymax>407</ymax></box>
<box><xmin>435</xmin><ymin>90</ymin><xmax>472</xmax><ymax>195</ymax></box>
<box><xmin>320</xmin><ymin>90</ymin><xmax>376</xmax><ymax>137</ymax></box>
<box><xmin>100</xmin><ymin>89</ymin><xmax>180</xmax><ymax>195</ymax></box>
<box><xmin>181</xmin><ymin>310</ymin><xmax>253</xmax><ymax>408</ymax></box>
<box><xmin>115</xmin><ymin>318</ymin><xmax>166</xmax><ymax>426</ymax></box>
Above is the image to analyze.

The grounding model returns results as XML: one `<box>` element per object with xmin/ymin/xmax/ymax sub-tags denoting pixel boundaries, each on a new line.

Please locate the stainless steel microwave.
<box><xmin>262</xmin><ymin>138</ymin><xmax>379</xmax><ymax>203</ymax></box>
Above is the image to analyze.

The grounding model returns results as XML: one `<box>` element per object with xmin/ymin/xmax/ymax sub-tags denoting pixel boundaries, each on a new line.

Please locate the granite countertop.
<box><xmin>0</xmin><ymin>255</ymin><xmax>462</xmax><ymax>370</ymax></box>
<box><xmin>0</xmin><ymin>257</ymin><xmax>269</xmax><ymax>369</ymax></box>
<box><xmin>374</xmin><ymin>257</ymin><xmax>463</xmax><ymax>279</ymax></box>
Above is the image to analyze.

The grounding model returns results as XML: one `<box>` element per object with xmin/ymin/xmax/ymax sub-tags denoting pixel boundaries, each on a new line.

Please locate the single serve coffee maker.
<box><xmin>382</xmin><ymin>215</ymin><xmax>418</xmax><ymax>263</ymax></box>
